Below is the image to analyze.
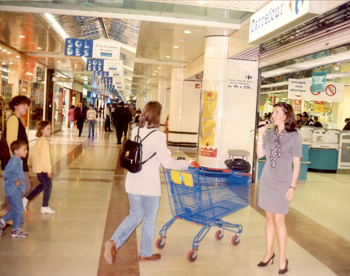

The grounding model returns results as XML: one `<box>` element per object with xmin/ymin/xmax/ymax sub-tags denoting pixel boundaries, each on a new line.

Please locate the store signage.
<box><xmin>198</xmin><ymin>89</ymin><xmax>218</xmax><ymax>158</ymax></box>
<box><xmin>249</xmin><ymin>1</ymin><xmax>320</xmax><ymax>44</ymax></box>
<box><xmin>288</xmin><ymin>78</ymin><xmax>344</xmax><ymax>102</ymax></box>
<box><xmin>52</xmin><ymin>77</ymin><xmax>74</xmax><ymax>82</ymax></box>
<box><xmin>86</xmin><ymin>59</ymin><xmax>123</xmax><ymax>73</ymax></box>
<box><xmin>93</xmin><ymin>71</ymin><xmax>124</xmax><ymax>77</ymax></box>
<box><xmin>65</xmin><ymin>39</ymin><xmax>120</xmax><ymax>59</ymax></box>
<box><xmin>293</xmin><ymin>99</ymin><xmax>302</xmax><ymax>112</ymax></box>
<box><xmin>311</xmin><ymin>71</ymin><xmax>326</xmax><ymax>93</ymax></box>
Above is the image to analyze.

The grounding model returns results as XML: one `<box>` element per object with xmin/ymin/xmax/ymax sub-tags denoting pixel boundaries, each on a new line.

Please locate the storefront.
<box><xmin>0</xmin><ymin>45</ymin><xmax>47</xmax><ymax>139</ymax></box>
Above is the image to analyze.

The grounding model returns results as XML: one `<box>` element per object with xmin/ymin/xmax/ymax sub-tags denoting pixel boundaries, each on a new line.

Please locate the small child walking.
<box><xmin>23</xmin><ymin>121</ymin><xmax>55</xmax><ymax>214</ymax></box>
<box><xmin>0</xmin><ymin>140</ymin><xmax>28</xmax><ymax>238</ymax></box>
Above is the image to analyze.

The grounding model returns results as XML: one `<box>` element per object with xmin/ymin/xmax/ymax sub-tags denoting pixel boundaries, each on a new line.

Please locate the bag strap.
<box><xmin>137</xmin><ymin>127</ymin><xmax>158</xmax><ymax>164</ymax></box>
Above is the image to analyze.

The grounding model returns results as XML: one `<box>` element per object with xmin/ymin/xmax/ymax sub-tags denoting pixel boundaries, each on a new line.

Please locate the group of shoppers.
<box><xmin>1</xmin><ymin>96</ymin><xmax>303</xmax><ymax>275</ymax></box>
<box><xmin>1</xmin><ymin>96</ymin><xmax>55</xmax><ymax>239</ymax></box>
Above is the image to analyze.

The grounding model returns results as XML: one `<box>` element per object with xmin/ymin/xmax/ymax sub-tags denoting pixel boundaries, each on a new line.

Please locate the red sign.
<box><xmin>325</xmin><ymin>84</ymin><xmax>336</xmax><ymax>97</ymax></box>
<box><xmin>195</xmin><ymin>83</ymin><xmax>200</xmax><ymax>89</ymax></box>
<box><xmin>315</xmin><ymin>101</ymin><xmax>324</xmax><ymax>104</ymax></box>
<box><xmin>199</xmin><ymin>147</ymin><xmax>217</xmax><ymax>157</ymax></box>
<box><xmin>310</xmin><ymin>86</ymin><xmax>321</xmax><ymax>95</ymax></box>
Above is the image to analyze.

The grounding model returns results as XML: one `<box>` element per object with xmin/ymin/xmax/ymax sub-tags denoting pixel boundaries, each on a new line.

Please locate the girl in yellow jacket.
<box><xmin>23</xmin><ymin>121</ymin><xmax>55</xmax><ymax>214</ymax></box>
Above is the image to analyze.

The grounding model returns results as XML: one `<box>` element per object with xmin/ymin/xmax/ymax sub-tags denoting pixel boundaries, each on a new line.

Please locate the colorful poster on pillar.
<box><xmin>199</xmin><ymin>90</ymin><xmax>218</xmax><ymax>157</ymax></box>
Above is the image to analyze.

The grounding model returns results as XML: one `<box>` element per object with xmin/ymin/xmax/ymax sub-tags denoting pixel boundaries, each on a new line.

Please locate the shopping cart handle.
<box><xmin>196</xmin><ymin>166</ymin><xmax>232</xmax><ymax>173</ymax></box>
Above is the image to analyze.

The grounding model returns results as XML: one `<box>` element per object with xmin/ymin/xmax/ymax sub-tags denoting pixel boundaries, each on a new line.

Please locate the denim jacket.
<box><xmin>3</xmin><ymin>155</ymin><xmax>25</xmax><ymax>196</ymax></box>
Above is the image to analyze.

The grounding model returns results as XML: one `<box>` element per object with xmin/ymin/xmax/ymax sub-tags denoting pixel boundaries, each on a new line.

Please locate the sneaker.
<box><xmin>41</xmin><ymin>207</ymin><xmax>55</xmax><ymax>214</ymax></box>
<box><xmin>0</xmin><ymin>219</ymin><xmax>5</xmax><ymax>235</ymax></box>
<box><xmin>22</xmin><ymin>197</ymin><xmax>29</xmax><ymax>211</ymax></box>
<box><xmin>12</xmin><ymin>229</ymin><xmax>28</xmax><ymax>238</ymax></box>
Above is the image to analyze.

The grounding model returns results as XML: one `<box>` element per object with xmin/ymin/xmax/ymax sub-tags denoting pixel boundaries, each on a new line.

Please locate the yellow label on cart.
<box><xmin>170</xmin><ymin>171</ymin><xmax>193</xmax><ymax>187</ymax></box>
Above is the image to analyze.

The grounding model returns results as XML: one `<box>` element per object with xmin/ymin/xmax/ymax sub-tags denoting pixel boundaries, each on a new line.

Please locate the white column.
<box><xmin>157</xmin><ymin>78</ymin><xmax>168</xmax><ymax>125</ymax></box>
<box><xmin>151</xmin><ymin>85</ymin><xmax>158</xmax><ymax>101</ymax></box>
<box><xmin>198</xmin><ymin>36</ymin><xmax>258</xmax><ymax>168</ymax></box>
<box><xmin>169</xmin><ymin>68</ymin><xmax>184</xmax><ymax>144</ymax></box>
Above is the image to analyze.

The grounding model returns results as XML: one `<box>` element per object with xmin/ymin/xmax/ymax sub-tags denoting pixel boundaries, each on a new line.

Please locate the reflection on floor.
<box><xmin>0</xmin><ymin>121</ymin><xmax>349</xmax><ymax>276</ymax></box>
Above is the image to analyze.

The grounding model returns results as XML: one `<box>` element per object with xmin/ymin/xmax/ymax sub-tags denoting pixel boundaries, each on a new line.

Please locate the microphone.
<box><xmin>250</xmin><ymin>120</ymin><xmax>272</xmax><ymax>132</ymax></box>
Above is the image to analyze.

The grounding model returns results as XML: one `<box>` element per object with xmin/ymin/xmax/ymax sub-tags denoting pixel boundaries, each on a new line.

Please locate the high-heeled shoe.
<box><xmin>278</xmin><ymin>259</ymin><xmax>289</xmax><ymax>274</ymax></box>
<box><xmin>257</xmin><ymin>253</ymin><xmax>275</xmax><ymax>267</ymax></box>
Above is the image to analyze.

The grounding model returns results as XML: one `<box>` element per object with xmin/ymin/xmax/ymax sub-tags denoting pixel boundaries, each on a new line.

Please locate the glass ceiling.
<box><xmin>0</xmin><ymin>0</ymin><xmax>256</xmax><ymax>25</ymax></box>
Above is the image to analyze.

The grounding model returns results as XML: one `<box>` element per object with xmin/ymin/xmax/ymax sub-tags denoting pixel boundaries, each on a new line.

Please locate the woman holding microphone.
<box><xmin>256</xmin><ymin>102</ymin><xmax>302</xmax><ymax>274</ymax></box>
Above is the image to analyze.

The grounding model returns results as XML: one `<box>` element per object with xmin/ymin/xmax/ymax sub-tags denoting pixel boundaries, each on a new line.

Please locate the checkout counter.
<box><xmin>299</xmin><ymin>127</ymin><xmax>340</xmax><ymax>173</ymax></box>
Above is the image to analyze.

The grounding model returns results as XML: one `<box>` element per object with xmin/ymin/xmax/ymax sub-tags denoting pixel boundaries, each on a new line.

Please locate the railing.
<box><xmin>167</xmin><ymin>130</ymin><xmax>198</xmax><ymax>148</ymax></box>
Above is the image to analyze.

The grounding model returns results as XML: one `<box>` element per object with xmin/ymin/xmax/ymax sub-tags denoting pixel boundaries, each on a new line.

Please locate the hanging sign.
<box><xmin>86</xmin><ymin>59</ymin><xmax>123</xmax><ymax>72</ymax></box>
<box><xmin>65</xmin><ymin>39</ymin><xmax>120</xmax><ymax>59</ymax></box>
<box><xmin>311</xmin><ymin>71</ymin><xmax>326</xmax><ymax>93</ymax></box>
<box><xmin>293</xmin><ymin>99</ymin><xmax>302</xmax><ymax>113</ymax></box>
<box><xmin>288</xmin><ymin>78</ymin><xmax>344</xmax><ymax>102</ymax></box>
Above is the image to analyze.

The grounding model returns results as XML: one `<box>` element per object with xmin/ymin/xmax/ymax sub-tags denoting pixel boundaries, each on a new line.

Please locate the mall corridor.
<box><xmin>0</xmin><ymin>122</ymin><xmax>349</xmax><ymax>276</ymax></box>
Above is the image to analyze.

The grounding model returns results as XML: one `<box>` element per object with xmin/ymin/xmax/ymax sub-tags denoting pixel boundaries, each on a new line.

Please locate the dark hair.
<box><xmin>297</xmin><ymin>119</ymin><xmax>303</xmax><ymax>125</ymax></box>
<box><xmin>139</xmin><ymin>101</ymin><xmax>162</xmax><ymax>129</ymax></box>
<box><xmin>36</xmin><ymin>120</ymin><xmax>50</xmax><ymax>137</ymax></box>
<box><xmin>71</xmin><ymin>105</ymin><xmax>75</xmax><ymax>109</ymax></box>
<box><xmin>273</xmin><ymin>102</ymin><xmax>296</xmax><ymax>132</ymax></box>
<box><xmin>10</xmin><ymin>140</ymin><xmax>27</xmax><ymax>153</ymax></box>
<box><xmin>90</xmin><ymin>104</ymin><xmax>93</xmax><ymax>107</ymax></box>
<box><xmin>9</xmin><ymin>96</ymin><xmax>31</xmax><ymax>111</ymax></box>
<box><xmin>314</xmin><ymin>116</ymin><xmax>318</xmax><ymax>121</ymax></box>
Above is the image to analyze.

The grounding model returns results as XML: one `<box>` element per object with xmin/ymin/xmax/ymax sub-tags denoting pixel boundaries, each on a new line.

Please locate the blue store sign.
<box><xmin>311</xmin><ymin>71</ymin><xmax>327</xmax><ymax>93</ymax></box>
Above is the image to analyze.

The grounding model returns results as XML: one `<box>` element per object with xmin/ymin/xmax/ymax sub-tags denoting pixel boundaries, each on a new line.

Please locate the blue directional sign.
<box><xmin>65</xmin><ymin>38</ymin><xmax>93</xmax><ymax>57</ymax></box>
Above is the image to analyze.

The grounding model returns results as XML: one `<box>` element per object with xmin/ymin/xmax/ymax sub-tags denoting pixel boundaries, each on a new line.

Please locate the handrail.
<box><xmin>166</xmin><ymin>129</ymin><xmax>198</xmax><ymax>148</ymax></box>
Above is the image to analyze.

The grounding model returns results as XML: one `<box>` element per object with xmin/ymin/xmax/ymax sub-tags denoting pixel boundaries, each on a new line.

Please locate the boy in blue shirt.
<box><xmin>0</xmin><ymin>140</ymin><xmax>28</xmax><ymax>238</ymax></box>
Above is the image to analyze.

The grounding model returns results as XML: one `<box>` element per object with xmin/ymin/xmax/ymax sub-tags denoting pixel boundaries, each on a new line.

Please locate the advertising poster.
<box><xmin>198</xmin><ymin>90</ymin><xmax>218</xmax><ymax>157</ymax></box>
<box><xmin>92</xmin><ymin>40</ymin><xmax>120</xmax><ymax>60</ymax></box>
<box><xmin>65</xmin><ymin>39</ymin><xmax>120</xmax><ymax>60</ymax></box>
<box><xmin>288</xmin><ymin>78</ymin><xmax>344</xmax><ymax>102</ymax></box>
<box><xmin>65</xmin><ymin>38</ymin><xmax>93</xmax><ymax>57</ymax></box>
<box><xmin>293</xmin><ymin>99</ymin><xmax>302</xmax><ymax>113</ymax></box>
<box><xmin>311</xmin><ymin>71</ymin><xmax>327</xmax><ymax>93</ymax></box>
<box><xmin>86</xmin><ymin>59</ymin><xmax>123</xmax><ymax>72</ymax></box>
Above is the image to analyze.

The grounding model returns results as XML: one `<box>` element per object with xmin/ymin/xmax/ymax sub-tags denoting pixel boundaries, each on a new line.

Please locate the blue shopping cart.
<box><xmin>156</xmin><ymin>166</ymin><xmax>251</xmax><ymax>262</ymax></box>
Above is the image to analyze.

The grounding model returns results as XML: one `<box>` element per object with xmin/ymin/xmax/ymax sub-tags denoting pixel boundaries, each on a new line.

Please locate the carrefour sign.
<box><xmin>249</xmin><ymin>1</ymin><xmax>319</xmax><ymax>44</ymax></box>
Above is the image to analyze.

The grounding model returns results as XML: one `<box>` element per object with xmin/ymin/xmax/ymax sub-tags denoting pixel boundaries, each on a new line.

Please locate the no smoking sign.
<box><xmin>325</xmin><ymin>84</ymin><xmax>336</xmax><ymax>97</ymax></box>
<box><xmin>310</xmin><ymin>84</ymin><xmax>337</xmax><ymax>97</ymax></box>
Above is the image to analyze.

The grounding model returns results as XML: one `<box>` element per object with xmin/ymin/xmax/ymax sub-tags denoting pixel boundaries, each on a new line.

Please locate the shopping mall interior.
<box><xmin>0</xmin><ymin>1</ymin><xmax>349</xmax><ymax>275</ymax></box>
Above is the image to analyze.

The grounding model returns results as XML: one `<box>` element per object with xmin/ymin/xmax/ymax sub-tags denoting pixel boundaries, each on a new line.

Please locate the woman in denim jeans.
<box><xmin>104</xmin><ymin>101</ymin><xmax>198</xmax><ymax>264</ymax></box>
<box><xmin>23</xmin><ymin>121</ymin><xmax>55</xmax><ymax>214</ymax></box>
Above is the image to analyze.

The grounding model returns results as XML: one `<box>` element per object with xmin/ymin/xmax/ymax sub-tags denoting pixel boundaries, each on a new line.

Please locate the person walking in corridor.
<box><xmin>68</xmin><ymin>105</ymin><xmax>75</xmax><ymax>132</ymax></box>
<box><xmin>23</xmin><ymin>121</ymin><xmax>55</xmax><ymax>214</ymax></box>
<box><xmin>256</xmin><ymin>102</ymin><xmax>302</xmax><ymax>274</ymax></box>
<box><xmin>75</xmin><ymin>101</ymin><xmax>87</xmax><ymax>137</ymax></box>
<box><xmin>1</xmin><ymin>96</ymin><xmax>32</xmax><ymax>215</ymax></box>
<box><xmin>86</xmin><ymin>105</ymin><xmax>97</xmax><ymax>137</ymax></box>
<box><xmin>104</xmin><ymin>101</ymin><xmax>198</xmax><ymax>264</ymax></box>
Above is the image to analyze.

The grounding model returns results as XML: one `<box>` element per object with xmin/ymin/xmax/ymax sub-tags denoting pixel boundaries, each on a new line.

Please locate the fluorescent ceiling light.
<box><xmin>44</xmin><ymin>13</ymin><xmax>68</xmax><ymax>40</ymax></box>
<box><xmin>184</xmin><ymin>30</ymin><xmax>191</xmax><ymax>34</ymax></box>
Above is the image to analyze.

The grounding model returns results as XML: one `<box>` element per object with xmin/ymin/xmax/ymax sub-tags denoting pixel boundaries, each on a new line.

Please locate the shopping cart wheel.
<box><xmin>215</xmin><ymin>229</ymin><xmax>224</xmax><ymax>241</ymax></box>
<box><xmin>187</xmin><ymin>250</ymin><xmax>198</xmax><ymax>263</ymax></box>
<box><xmin>231</xmin><ymin>234</ymin><xmax>240</xmax><ymax>246</ymax></box>
<box><xmin>155</xmin><ymin>237</ymin><xmax>166</xmax><ymax>250</ymax></box>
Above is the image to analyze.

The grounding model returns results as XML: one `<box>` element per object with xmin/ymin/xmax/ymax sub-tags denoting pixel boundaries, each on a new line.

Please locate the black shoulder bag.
<box><xmin>120</xmin><ymin>127</ymin><xmax>157</xmax><ymax>173</ymax></box>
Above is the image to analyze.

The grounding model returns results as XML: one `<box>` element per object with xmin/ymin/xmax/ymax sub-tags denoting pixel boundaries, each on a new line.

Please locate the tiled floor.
<box><xmin>0</xmin><ymin>121</ymin><xmax>349</xmax><ymax>276</ymax></box>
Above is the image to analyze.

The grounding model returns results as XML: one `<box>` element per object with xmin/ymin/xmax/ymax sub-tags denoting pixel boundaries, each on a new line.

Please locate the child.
<box><xmin>0</xmin><ymin>140</ymin><xmax>28</xmax><ymax>238</ymax></box>
<box><xmin>23</xmin><ymin>121</ymin><xmax>55</xmax><ymax>214</ymax></box>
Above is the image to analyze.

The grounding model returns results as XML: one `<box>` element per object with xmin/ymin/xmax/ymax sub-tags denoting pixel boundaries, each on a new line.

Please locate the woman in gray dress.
<box><xmin>256</xmin><ymin>102</ymin><xmax>302</xmax><ymax>274</ymax></box>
